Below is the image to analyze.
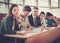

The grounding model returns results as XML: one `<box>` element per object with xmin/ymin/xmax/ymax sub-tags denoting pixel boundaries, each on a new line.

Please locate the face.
<box><xmin>23</xmin><ymin>11</ymin><xmax>30</xmax><ymax>17</ymax></box>
<box><xmin>33</xmin><ymin>9</ymin><xmax>38</xmax><ymax>16</ymax></box>
<box><xmin>12</xmin><ymin>6</ymin><xmax>19</xmax><ymax>17</ymax></box>
<box><xmin>40</xmin><ymin>14</ymin><xmax>45</xmax><ymax>19</ymax></box>
<box><xmin>49</xmin><ymin>16</ymin><xmax>53</xmax><ymax>19</ymax></box>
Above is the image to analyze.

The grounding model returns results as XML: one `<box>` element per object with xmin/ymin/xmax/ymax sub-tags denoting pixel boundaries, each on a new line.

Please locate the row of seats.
<box><xmin>0</xmin><ymin>13</ymin><xmax>7</xmax><ymax>24</ymax></box>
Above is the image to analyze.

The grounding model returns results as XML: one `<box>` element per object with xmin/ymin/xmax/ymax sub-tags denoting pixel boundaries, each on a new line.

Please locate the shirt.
<box><xmin>20</xmin><ymin>14</ymin><xmax>30</xmax><ymax>30</ymax></box>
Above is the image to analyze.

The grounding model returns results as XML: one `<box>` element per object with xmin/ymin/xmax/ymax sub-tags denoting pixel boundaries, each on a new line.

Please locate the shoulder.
<box><xmin>50</xmin><ymin>19</ymin><xmax>53</xmax><ymax>20</ymax></box>
<box><xmin>28</xmin><ymin>14</ymin><xmax>32</xmax><ymax>19</ymax></box>
<box><xmin>51</xmin><ymin>19</ymin><xmax>54</xmax><ymax>21</ymax></box>
<box><xmin>2</xmin><ymin>16</ymin><xmax>13</xmax><ymax>23</ymax></box>
<box><xmin>51</xmin><ymin>19</ymin><xmax>56</xmax><ymax>22</ymax></box>
<box><xmin>2</xmin><ymin>16</ymin><xmax>8</xmax><ymax>22</ymax></box>
<box><xmin>28</xmin><ymin>14</ymin><xmax>32</xmax><ymax>17</ymax></box>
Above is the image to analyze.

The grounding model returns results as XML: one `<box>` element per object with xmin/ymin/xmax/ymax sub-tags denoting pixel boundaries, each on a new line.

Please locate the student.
<box><xmin>28</xmin><ymin>7</ymin><xmax>40</xmax><ymax>27</ymax></box>
<box><xmin>20</xmin><ymin>6</ymin><xmax>32</xmax><ymax>31</ymax></box>
<box><xmin>46</xmin><ymin>12</ymin><xmax>57</xmax><ymax>27</ymax></box>
<box><xmin>0</xmin><ymin>4</ymin><xmax>27</xmax><ymax>43</ymax></box>
<box><xmin>39</xmin><ymin>12</ymin><xmax>46</xmax><ymax>27</ymax></box>
<box><xmin>0</xmin><ymin>4</ymin><xmax>21</xmax><ymax>34</ymax></box>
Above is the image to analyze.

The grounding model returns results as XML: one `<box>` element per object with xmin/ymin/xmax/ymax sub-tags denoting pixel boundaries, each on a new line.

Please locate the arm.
<box><xmin>52</xmin><ymin>19</ymin><xmax>57</xmax><ymax>27</ymax></box>
<box><xmin>0</xmin><ymin>17</ymin><xmax>16</xmax><ymax>34</ymax></box>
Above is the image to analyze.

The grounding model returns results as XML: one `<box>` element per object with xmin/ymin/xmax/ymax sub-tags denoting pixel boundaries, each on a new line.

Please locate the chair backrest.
<box><xmin>0</xmin><ymin>13</ymin><xmax>7</xmax><ymax>24</ymax></box>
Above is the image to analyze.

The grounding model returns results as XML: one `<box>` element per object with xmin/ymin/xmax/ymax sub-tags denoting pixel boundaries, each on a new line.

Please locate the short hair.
<box><xmin>50</xmin><ymin>13</ymin><xmax>53</xmax><ymax>16</ymax></box>
<box><xmin>46</xmin><ymin>12</ymin><xmax>53</xmax><ymax>17</ymax></box>
<box><xmin>23</xmin><ymin>6</ymin><xmax>31</xmax><ymax>12</ymax></box>
<box><xmin>33</xmin><ymin>7</ymin><xmax>38</xmax><ymax>10</ymax></box>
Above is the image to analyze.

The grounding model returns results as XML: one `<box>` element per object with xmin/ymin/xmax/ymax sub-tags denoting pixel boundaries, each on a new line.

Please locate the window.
<box><xmin>38</xmin><ymin>0</ymin><xmax>49</xmax><ymax>7</ymax></box>
<box><xmin>0</xmin><ymin>0</ymin><xmax>4</xmax><ymax>2</ymax></box>
<box><xmin>10</xmin><ymin>0</ymin><xmax>23</xmax><ymax>4</ymax></box>
<box><xmin>51</xmin><ymin>0</ymin><xmax>58</xmax><ymax>2</ymax></box>
<box><xmin>51</xmin><ymin>0</ymin><xmax>58</xmax><ymax>7</ymax></box>
<box><xmin>38</xmin><ymin>7</ymin><xmax>50</xmax><ymax>14</ymax></box>
<box><xmin>18</xmin><ymin>5</ymin><xmax>23</xmax><ymax>13</ymax></box>
<box><xmin>25</xmin><ymin>0</ymin><xmax>37</xmax><ymax>6</ymax></box>
<box><xmin>0</xmin><ymin>3</ymin><xmax>8</xmax><ymax>13</ymax></box>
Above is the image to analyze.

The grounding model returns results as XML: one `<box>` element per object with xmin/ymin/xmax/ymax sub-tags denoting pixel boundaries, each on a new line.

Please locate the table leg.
<box><xmin>25</xmin><ymin>39</ymin><xmax>27</xmax><ymax>43</ymax></box>
<box><xmin>15</xmin><ymin>38</ymin><xmax>17</xmax><ymax>43</ymax></box>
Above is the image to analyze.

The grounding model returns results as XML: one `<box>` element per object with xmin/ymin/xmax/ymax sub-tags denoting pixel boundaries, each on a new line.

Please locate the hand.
<box><xmin>28</xmin><ymin>26</ymin><xmax>33</xmax><ymax>30</ymax></box>
<box><xmin>52</xmin><ymin>23</ymin><xmax>55</xmax><ymax>26</ymax></box>
<box><xmin>39</xmin><ymin>26</ymin><xmax>44</xmax><ymax>31</ymax></box>
<box><xmin>16</xmin><ymin>31</ymin><xmax>21</xmax><ymax>34</ymax></box>
<box><xmin>16</xmin><ymin>31</ymin><xmax>27</xmax><ymax>34</ymax></box>
<box><xmin>39</xmin><ymin>25</ymin><xmax>45</xmax><ymax>28</ymax></box>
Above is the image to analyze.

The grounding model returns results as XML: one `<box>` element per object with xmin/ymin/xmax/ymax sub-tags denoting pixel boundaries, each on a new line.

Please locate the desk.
<box><xmin>4</xmin><ymin>27</ymin><xmax>60</xmax><ymax>43</ymax></box>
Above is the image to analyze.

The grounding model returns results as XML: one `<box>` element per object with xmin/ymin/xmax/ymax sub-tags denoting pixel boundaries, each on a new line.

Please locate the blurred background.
<box><xmin>0</xmin><ymin>0</ymin><xmax>60</xmax><ymax>20</ymax></box>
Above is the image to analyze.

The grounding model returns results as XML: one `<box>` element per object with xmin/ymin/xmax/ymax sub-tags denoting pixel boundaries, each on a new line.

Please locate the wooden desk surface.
<box><xmin>4</xmin><ymin>27</ymin><xmax>60</xmax><ymax>43</ymax></box>
<box><xmin>4</xmin><ymin>27</ymin><xmax>57</xmax><ymax>38</ymax></box>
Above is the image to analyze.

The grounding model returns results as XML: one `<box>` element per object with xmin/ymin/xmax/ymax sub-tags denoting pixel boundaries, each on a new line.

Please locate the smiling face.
<box><xmin>12</xmin><ymin>6</ymin><xmax>19</xmax><ymax>17</ymax></box>
<box><xmin>33</xmin><ymin>9</ymin><xmax>38</xmax><ymax>16</ymax></box>
<box><xmin>39</xmin><ymin>14</ymin><xmax>45</xmax><ymax>19</ymax></box>
<box><xmin>22</xmin><ymin>6</ymin><xmax>31</xmax><ymax>17</ymax></box>
<box><xmin>23</xmin><ymin>11</ymin><xmax>30</xmax><ymax>17</ymax></box>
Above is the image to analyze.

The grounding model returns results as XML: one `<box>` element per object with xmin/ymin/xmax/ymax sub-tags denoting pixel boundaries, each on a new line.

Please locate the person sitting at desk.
<box><xmin>46</xmin><ymin>12</ymin><xmax>57</xmax><ymax>27</ymax></box>
<box><xmin>0</xmin><ymin>4</ymin><xmax>27</xmax><ymax>43</ymax></box>
<box><xmin>28</xmin><ymin>7</ymin><xmax>41</xmax><ymax>27</ymax></box>
<box><xmin>0</xmin><ymin>4</ymin><xmax>21</xmax><ymax>34</ymax></box>
<box><xmin>20</xmin><ymin>6</ymin><xmax>32</xmax><ymax>31</ymax></box>
<box><xmin>39</xmin><ymin>12</ymin><xmax>47</xmax><ymax>28</ymax></box>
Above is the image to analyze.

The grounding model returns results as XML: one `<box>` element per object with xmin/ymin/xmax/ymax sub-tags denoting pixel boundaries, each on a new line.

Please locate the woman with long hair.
<box><xmin>0</xmin><ymin>4</ymin><xmax>21</xmax><ymax>34</ymax></box>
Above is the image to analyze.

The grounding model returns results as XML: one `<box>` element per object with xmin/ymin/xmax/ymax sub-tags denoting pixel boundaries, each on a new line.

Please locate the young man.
<box><xmin>20</xmin><ymin>6</ymin><xmax>32</xmax><ymax>31</ymax></box>
<box><xmin>28</xmin><ymin>7</ymin><xmax>41</xmax><ymax>27</ymax></box>
<box><xmin>46</xmin><ymin>12</ymin><xmax>57</xmax><ymax>27</ymax></box>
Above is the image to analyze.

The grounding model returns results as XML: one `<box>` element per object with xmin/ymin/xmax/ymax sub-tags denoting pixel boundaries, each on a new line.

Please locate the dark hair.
<box><xmin>46</xmin><ymin>12</ymin><xmax>53</xmax><ymax>17</ymax></box>
<box><xmin>39</xmin><ymin>12</ymin><xmax>45</xmax><ymax>17</ymax></box>
<box><xmin>33</xmin><ymin>7</ymin><xmax>38</xmax><ymax>10</ymax></box>
<box><xmin>46</xmin><ymin>12</ymin><xmax>50</xmax><ymax>16</ymax></box>
<box><xmin>9</xmin><ymin>4</ymin><xmax>18</xmax><ymax>17</ymax></box>
<box><xmin>23</xmin><ymin>6</ymin><xmax>31</xmax><ymax>12</ymax></box>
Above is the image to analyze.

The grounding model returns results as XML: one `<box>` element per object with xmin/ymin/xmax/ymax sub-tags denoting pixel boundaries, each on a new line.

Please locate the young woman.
<box><xmin>0</xmin><ymin>4</ymin><xmax>21</xmax><ymax>34</ymax></box>
<box><xmin>39</xmin><ymin>12</ymin><xmax>47</xmax><ymax>28</ymax></box>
